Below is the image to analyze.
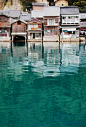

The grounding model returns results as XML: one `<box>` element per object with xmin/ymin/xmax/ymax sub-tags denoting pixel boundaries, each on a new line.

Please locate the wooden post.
<box><xmin>42</xmin><ymin>23</ymin><xmax>44</xmax><ymax>59</ymax></box>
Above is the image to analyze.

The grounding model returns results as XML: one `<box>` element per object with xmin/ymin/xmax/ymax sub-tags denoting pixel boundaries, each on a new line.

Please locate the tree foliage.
<box><xmin>73</xmin><ymin>1</ymin><xmax>86</xmax><ymax>12</ymax></box>
<box><xmin>20</xmin><ymin>0</ymin><xmax>35</xmax><ymax>11</ymax></box>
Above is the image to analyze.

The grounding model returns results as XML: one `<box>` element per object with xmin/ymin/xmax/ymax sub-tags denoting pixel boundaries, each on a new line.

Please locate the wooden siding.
<box><xmin>12</xmin><ymin>21</ymin><xmax>26</xmax><ymax>32</ymax></box>
<box><xmin>0</xmin><ymin>28</ymin><xmax>10</xmax><ymax>37</ymax></box>
<box><xmin>0</xmin><ymin>15</ymin><xmax>10</xmax><ymax>27</ymax></box>
<box><xmin>33</xmin><ymin>5</ymin><xmax>44</xmax><ymax>10</ymax></box>
<box><xmin>43</xmin><ymin>16</ymin><xmax>59</xmax><ymax>26</ymax></box>
<box><xmin>43</xmin><ymin>16</ymin><xmax>59</xmax><ymax>36</ymax></box>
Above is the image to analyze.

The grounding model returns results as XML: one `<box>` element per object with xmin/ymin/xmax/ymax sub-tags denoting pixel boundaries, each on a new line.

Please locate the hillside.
<box><xmin>3</xmin><ymin>0</ymin><xmax>86</xmax><ymax>12</ymax></box>
<box><xmin>20</xmin><ymin>0</ymin><xmax>35</xmax><ymax>11</ymax></box>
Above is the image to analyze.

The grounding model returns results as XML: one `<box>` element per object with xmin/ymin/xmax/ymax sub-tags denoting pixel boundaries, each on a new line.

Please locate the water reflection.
<box><xmin>0</xmin><ymin>42</ymin><xmax>85</xmax><ymax>78</ymax></box>
<box><xmin>0</xmin><ymin>41</ymin><xmax>86</xmax><ymax>127</ymax></box>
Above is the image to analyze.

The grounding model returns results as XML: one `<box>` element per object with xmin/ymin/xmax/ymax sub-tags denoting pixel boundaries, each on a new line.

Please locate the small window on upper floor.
<box><xmin>62</xmin><ymin>4</ymin><xmax>64</xmax><ymax>6</ymax></box>
<box><xmin>17</xmin><ymin>21</ymin><xmax>21</xmax><ymax>25</ymax></box>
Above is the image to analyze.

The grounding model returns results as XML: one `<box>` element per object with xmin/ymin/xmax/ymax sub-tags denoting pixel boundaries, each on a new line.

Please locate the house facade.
<box><xmin>0</xmin><ymin>14</ymin><xmax>10</xmax><ymax>40</ymax></box>
<box><xmin>60</xmin><ymin>6</ymin><xmax>80</xmax><ymax>41</ymax></box>
<box><xmin>27</xmin><ymin>19</ymin><xmax>42</xmax><ymax>40</ymax></box>
<box><xmin>80</xmin><ymin>13</ymin><xmax>86</xmax><ymax>36</ymax></box>
<box><xmin>43</xmin><ymin>6</ymin><xmax>60</xmax><ymax>41</ymax></box>
<box><xmin>11</xmin><ymin>20</ymin><xmax>27</xmax><ymax>43</ymax></box>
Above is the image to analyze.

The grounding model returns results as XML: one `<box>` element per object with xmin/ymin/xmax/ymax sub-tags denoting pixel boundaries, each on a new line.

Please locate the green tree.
<box><xmin>73</xmin><ymin>1</ymin><xmax>86</xmax><ymax>12</ymax></box>
<box><xmin>20</xmin><ymin>0</ymin><xmax>35</xmax><ymax>11</ymax></box>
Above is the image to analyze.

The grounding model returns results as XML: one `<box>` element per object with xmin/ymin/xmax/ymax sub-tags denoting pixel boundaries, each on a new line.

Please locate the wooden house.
<box><xmin>0</xmin><ymin>13</ymin><xmax>10</xmax><ymax>39</ymax></box>
<box><xmin>11</xmin><ymin>20</ymin><xmax>27</xmax><ymax>43</ymax></box>
<box><xmin>43</xmin><ymin>6</ymin><xmax>60</xmax><ymax>41</ymax></box>
<box><xmin>80</xmin><ymin>13</ymin><xmax>86</xmax><ymax>36</ymax></box>
<box><xmin>27</xmin><ymin>19</ymin><xmax>42</xmax><ymax>40</ymax></box>
<box><xmin>60</xmin><ymin>6</ymin><xmax>80</xmax><ymax>41</ymax></box>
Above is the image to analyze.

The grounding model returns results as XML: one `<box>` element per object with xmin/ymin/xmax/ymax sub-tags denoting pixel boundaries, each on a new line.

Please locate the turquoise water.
<box><xmin>0</xmin><ymin>42</ymin><xmax>86</xmax><ymax>127</ymax></box>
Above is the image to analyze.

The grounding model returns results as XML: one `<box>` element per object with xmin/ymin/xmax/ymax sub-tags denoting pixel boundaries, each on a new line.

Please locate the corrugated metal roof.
<box><xmin>31</xmin><ymin>10</ymin><xmax>44</xmax><ymax>18</ymax></box>
<box><xmin>80</xmin><ymin>13</ymin><xmax>86</xmax><ymax>19</ymax></box>
<box><xmin>44</xmin><ymin>6</ymin><xmax>60</xmax><ymax>16</ymax></box>
<box><xmin>60</xmin><ymin>6</ymin><xmax>79</xmax><ymax>15</ymax></box>
<box><xmin>9</xmin><ymin>10</ymin><xmax>21</xmax><ymax>18</ymax></box>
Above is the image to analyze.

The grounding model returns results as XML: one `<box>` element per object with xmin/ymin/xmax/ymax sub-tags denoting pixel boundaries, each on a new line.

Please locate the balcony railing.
<box><xmin>62</xmin><ymin>19</ymin><xmax>79</xmax><ymax>24</ymax></box>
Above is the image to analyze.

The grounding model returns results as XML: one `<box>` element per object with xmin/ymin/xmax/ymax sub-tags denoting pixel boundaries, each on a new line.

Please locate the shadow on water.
<box><xmin>13</xmin><ymin>35</ymin><xmax>25</xmax><ymax>46</ymax></box>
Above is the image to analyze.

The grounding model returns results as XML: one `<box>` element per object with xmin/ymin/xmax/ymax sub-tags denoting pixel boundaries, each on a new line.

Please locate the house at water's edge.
<box><xmin>11</xmin><ymin>20</ymin><xmax>27</xmax><ymax>44</ymax></box>
<box><xmin>43</xmin><ymin>6</ymin><xmax>60</xmax><ymax>42</ymax></box>
<box><xmin>27</xmin><ymin>19</ymin><xmax>42</xmax><ymax>41</ymax></box>
<box><xmin>60</xmin><ymin>6</ymin><xmax>80</xmax><ymax>42</ymax></box>
<box><xmin>80</xmin><ymin>13</ymin><xmax>86</xmax><ymax>36</ymax></box>
<box><xmin>31</xmin><ymin>4</ymin><xmax>60</xmax><ymax>41</ymax></box>
<box><xmin>0</xmin><ymin>12</ymin><xmax>10</xmax><ymax>41</ymax></box>
<box><xmin>0</xmin><ymin>2</ymin><xmax>83</xmax><ymax>42</ymax></box>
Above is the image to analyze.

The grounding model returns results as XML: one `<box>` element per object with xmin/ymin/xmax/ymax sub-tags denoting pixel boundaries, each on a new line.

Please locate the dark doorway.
<box><xmin>14</xmin><ymin>36</ymin><xmax>25</xmax><ymax>46</ymax></box>
<box><xmin>33</xmin><ymin>33</ymin><xmax>35</xmax><ymax>39</ymax></box>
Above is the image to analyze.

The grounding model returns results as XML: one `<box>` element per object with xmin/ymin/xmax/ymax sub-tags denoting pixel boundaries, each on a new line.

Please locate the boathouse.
<box><xmin>27</xmin><ymin>19</ymin><xmax>42</xmax><ymax>40</ymax></box>
<box><xmin>11</xmin><ymin>19</ymin><xmax>27</xmax><ymax>43</ymax></box>
<box><xmin>60</xmin><ymin>6</ymin><xmax>80</xmax><ymax>42</ymax></box>
<box><xmin>0</xmin><ymin>13</ymin><xmax>10</xmax><ymax>41</ymax></box>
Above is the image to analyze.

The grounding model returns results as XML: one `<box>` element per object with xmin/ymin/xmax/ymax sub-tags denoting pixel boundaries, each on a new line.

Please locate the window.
<box><xmin>47</xmin><ymin>19</ymin><xmax>55</xmax><ymax>25</ymax></box>
<box><xmin>17</xmin><ymin>21</ymin><xmax>21</xmax><ymax>25</ymax></box>
<box><xmin>28</xmin><ymin>24</ymin><xmax>38</xmax><ymax>30</ymax></box>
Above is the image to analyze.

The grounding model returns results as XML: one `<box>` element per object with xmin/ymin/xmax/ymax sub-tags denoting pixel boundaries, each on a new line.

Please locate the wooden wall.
<box><xmin>12</xmin><ymin>21</ymin><xmax>26</xmax><ymax>32</ymax></box>
<box><xmin>0</xmin><ymin>15</ymin><xmax>9</xmax><ymax>27</ymax></box>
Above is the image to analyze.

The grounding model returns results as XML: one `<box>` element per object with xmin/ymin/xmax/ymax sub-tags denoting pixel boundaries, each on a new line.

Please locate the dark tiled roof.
<box><xmin>80</xmin><ymin>13</ymin><xmax>86</xmax><ymax>19</ymax></box>
<box><xmin>20</xmin><ymin>12</ymin><xmax>31</xmax><ymax>21</ymax></box>
<box><xmin>9</xmin><ymin>10</ymin><xmax>21</xmax><ymax>18</ymax></box>
<box><xmin>60</xmin><ymin>6</ymin><xmax>79</xmax><ymax>15</ymax></box>
<box><xmin>32</xmin><ymin>2</ymin><xmax>46</xmax><ymax>6</ymax></box>
<box><xmin>80</xmin><ymin>22</ymin><xmax>86</xmax><ymax>27</ymax></box>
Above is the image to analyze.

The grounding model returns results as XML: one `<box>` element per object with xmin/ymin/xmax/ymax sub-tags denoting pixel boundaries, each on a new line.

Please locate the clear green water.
<box><xmin>0</xmin><ymin>42</ymin><xmax>86</xmax><ymax>127</ymax></box>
